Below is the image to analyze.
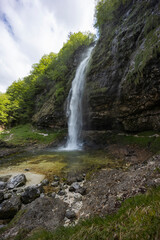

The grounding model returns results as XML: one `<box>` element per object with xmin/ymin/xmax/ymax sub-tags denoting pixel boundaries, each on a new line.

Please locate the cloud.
<box><xmin>0</xmin><ymin>0</ymin><xmax>96</xmax><ymax>93</ymax></box>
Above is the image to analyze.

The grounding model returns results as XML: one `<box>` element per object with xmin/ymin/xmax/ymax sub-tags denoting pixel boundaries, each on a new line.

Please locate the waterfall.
<box><xmin>62</xmin><ymin>46</ymin><xmax>94</xmax><ymax>151</ymax></box>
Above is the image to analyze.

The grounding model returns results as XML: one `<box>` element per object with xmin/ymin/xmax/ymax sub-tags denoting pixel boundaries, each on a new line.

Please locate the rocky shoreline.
<box><xmin>0</xmin><ymin>151</ymin><xmax>160</xmax><ymax>239</ymax></box>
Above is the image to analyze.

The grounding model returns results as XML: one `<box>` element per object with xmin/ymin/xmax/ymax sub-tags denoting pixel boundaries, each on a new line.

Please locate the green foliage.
<box><xmin>0</xmin><ymin>93</ymin><xmax>11</xmax><ymax>125</ymax></box>
<box><xmin>95</xmin><ymin>0</ymin><xmax>132</xmax><ymax>32</ymax></box>
<box><xmin>25</xmin><ymin>186</ymin><xmax>160</xmax><ymax>240</ymax></box>
<box><xmin>2</xmin><ymin>32</ymin><xmax>94</xmax><ymax>126</ymax></box>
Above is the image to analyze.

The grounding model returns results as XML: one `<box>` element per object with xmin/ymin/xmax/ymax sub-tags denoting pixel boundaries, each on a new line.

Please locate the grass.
<box><xmin>108</xmin><ymin>131</ymin><xmax>160</xmax><ymax>153</ymax></box>
<box><xmin>20</xmin><ymin>186</ymin><xmax>160</xmax><ymax>240</ymax></box>
<box><xmin>0</xmin><ymin>124</ymin><xmax>66</xmax><ymax>146</ymax></box>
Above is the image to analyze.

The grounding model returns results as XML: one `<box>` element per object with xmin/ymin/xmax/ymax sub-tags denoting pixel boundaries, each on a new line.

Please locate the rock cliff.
<box><xmin>85</xmin><ymin>0</ymin><xmax>160</xmax><ymax>132</ymax></box>
<box><xmin>33</xmin><ymin>0</ymin><xmax>160</xmax><ymax>133</ymax></box>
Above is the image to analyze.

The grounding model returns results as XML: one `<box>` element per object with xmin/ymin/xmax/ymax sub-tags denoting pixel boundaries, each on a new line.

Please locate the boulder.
<box><xmin>21</xmin><ymin>185</ymin><xmax>43</xmax><ymax>204</ymax></box>
<box><xmin>0</xmin><ymin>195</ymin><xmax>21</xmax><ymax>219</ymax></box>
<box><xmin>2</xmin><ymin>197</ymin><xmax>67</xmax><ymax>238</ymax></box>
<box><xmin>69</xmin><ymin>182</ymin><xmax>80</xmax><ymax>192</ymax></box>
<box><xmin>7</xmin><ymin>174</ymin><xmax>26</xmax><ymax>189</ymax></box>
<box><xmin>0</xmin><ymin>181</ymin><xmax>6</xmax><ymax>190</ymax></box>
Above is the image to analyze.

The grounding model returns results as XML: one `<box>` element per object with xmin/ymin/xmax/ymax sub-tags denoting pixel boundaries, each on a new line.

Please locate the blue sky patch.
<box><xmin>0</xmin><ymin>12</ymin><xmax>14</xmax><ymax>36</ymax></box>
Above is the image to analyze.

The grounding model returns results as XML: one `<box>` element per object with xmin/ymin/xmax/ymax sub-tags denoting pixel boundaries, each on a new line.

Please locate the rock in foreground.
<box><xmin>0</xmin><ymin>195</ymin><xmax>21</xmax><ymax>220</ymax></box>
<box><xmin>7</xmin><ymin>174</ymin><xmax>26</xmax><ymax>189</ymax></box>
<box><xmin>1</xmin><ymin>197</ymin><xmax>67</xmax><ymax>239</ymax></box>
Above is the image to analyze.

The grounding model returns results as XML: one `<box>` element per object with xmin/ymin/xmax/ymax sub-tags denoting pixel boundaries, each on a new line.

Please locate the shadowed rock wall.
<box><xmin>85</xmin><ymin>0</ymin><xmax>160</xmax><ymax>132</ymax></box>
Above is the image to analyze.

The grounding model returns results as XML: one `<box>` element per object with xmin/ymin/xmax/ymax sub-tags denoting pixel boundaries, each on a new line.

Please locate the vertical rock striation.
<box><xmin>85</xmin><ymin>0</ymin><xmax>160</xmax><ymax>132</ymax></box>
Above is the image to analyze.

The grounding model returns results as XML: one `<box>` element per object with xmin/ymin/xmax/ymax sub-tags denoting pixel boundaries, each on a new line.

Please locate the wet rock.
<box><xmin>0</xmin><ymin>181</ymin><xmax>6</xmax><ymax>190</ymax></box>
<box><xmin>65</xmin><ymin>209</ymin><xmax>76</xmax><ymax>219</ymax></box>
<box><xmin>0</xmin><ymin>191</ymin><xmax>4</xmax><ymax>203</ymax></box>
<box><xmin>51</xmin><ymin>181</ymin><xmax>59</xmax><ymax>187</ymax></box>
<box><xmin>21</xmin><ymin>185</ymin><xmax>43</xmax><ymax>204</ymax></box>
<box><xmin>69</xmin><ymin>182</ymin><xmax>80</xmax><ymax>192</ymax></box>
<box><xmin>0</xmin><ymin>195</ymin><xmax>21</xmax><ymax>219</ymax></box>
<box><xmin>41</xmin><ymin>179</ymin><xmax>49</xmax><ymax>186</ymax></box>
<box><xmin>7</xmin><ymin>174</ymin><xmax>26</xmax><ymax>189</ymax></box>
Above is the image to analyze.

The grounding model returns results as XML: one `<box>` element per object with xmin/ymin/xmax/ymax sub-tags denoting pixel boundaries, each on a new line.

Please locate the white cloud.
<box><xmin>0</xmin><ymin>0</ymin><xmax>96</xmax><ymax>93</ymax></box>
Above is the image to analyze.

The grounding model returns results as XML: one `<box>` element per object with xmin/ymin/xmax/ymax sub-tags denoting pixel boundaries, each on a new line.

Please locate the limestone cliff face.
<box><xmin>32</xmin><ymin>46</ymin><xmax>89</xmax><ymax>128</ymax></box>
<box><xmin>85</xmin><ymin>0</ymin><xmax>160</xmax><ymax>132</ymax></box>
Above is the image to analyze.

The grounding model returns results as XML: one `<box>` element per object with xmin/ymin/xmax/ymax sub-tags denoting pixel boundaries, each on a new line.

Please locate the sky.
<box><xmin>0</xmin><ymin>0</ymin><xmax>96</xmax><ymax>93</ymax></box>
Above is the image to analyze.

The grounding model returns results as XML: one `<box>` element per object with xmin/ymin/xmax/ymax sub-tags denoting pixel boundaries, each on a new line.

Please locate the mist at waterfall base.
<box><xmin>59</xmin><ymin>46</ymin><xmax>94</xmax><ymax>151</ymax></box>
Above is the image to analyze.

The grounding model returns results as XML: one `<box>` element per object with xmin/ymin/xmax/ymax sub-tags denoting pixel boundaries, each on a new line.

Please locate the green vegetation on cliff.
<box><xmin>0</xmin><ymin>32</ymin><xmax>94</xmax><ymax>127</ymax></box>
<box><xmin>95</xmin><ymin>0</ymin><xmax>132</xmax><ymax>32</ymax></box>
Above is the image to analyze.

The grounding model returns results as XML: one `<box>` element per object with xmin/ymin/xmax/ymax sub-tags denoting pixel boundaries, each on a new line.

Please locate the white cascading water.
<box><xmin>63</xmin><ymin>46</ymin><xmax>94</xmax><ymax>151</ymax></box>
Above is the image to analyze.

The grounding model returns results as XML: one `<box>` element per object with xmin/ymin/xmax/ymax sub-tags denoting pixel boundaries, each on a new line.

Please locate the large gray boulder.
<box><xmin>0</xmin><ymin>195</ymin><xmax>21</xmax><ymax>219</ymax></box>
<box><xmin>7</xmin><ymin>174</ymin><xmax>26</xmax><ymax>189</ymax></box>
<box><xmin>21</xmin><ymin>184</ymin><xmax>43</xmax><ymax>204</ymax></box>
<box><xmin>1</xmin><ymin>197</ymin><xmax>67</xmax><ymax>239</ymax></box>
